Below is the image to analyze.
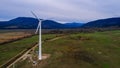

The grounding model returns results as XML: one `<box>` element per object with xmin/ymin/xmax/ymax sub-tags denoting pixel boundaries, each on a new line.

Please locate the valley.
<box><xmin>0</xmin><ymin>30</ymin><xmax>119</xmax><ymax>68</ymax></box>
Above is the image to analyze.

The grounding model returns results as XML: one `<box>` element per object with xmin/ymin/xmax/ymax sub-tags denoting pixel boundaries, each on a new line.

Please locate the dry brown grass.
<box><xmin>0</xmin><ymin>32</ymin><xmax>32</xmax><ymax>44</ymax></box>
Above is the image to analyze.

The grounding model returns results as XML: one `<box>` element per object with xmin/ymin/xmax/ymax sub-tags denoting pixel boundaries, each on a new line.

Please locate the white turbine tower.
<box><xmin>31</xmin><ymin>11</ymin><xmax>44</xmax><ymax>60</ymax></box>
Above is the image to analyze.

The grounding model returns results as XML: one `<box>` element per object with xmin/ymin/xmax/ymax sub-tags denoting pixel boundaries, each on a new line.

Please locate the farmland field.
<box><xmin>0</xmin><ymin>29</ymin><xmax>64</xmax><ymax>44</ymax></box>
<box><xmin>0</xmin><ymin>32</ymin><xmax>32</xmax><ymax>44</ymax></box>
<box><xmin>14</xmin><ymin>30</ymin><xmax>120</xmax><ymax>68</ymax></box>
<box><xmin>0</xmin><ymin>29</ymin><xmax>36</xmax><ymax>45</ymax></box>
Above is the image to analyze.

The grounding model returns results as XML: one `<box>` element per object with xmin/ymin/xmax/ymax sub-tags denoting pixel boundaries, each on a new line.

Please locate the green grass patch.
<box><xmin>41</xmin><ymin>30</ymin><xmax>120</xmax><ymax>68</ymax></box>
<box><xmin>0</xmin><ymin>34</ymin><xmax>58</xmax><ymax>65</ymax></box>
<box><xmin>0</xmin><ymin>35</ymin><xmax>38</xmax><ymax>65</ymax></box>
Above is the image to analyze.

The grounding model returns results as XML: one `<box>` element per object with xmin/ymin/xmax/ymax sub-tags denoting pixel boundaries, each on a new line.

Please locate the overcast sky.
<box><xmin>0</xmin><ymin>0</ymin><xmax>120</xmax><ymax>23</ymax></box>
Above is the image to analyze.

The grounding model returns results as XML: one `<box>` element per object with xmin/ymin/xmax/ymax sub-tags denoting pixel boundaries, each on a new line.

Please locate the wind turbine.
<box><xmin>31</xmin><ymin>11</ymin><xmax>44</xmax><ymax>60</ymax></box>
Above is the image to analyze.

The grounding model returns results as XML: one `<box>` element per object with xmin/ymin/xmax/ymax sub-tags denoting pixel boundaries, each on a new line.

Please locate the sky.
<box><xmin>0</xmin><ymin>0</ymin><xmax>120</xmax><ymax>23</ymax></box>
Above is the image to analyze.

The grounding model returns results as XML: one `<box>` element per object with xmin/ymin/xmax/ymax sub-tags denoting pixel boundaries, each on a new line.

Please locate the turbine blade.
<box><xmin>31</xmin><ymin>11</ymin><xmax>41</xmax><ymax>34</ymax></box>
<box><xmin>31</xmin><ymin>11</ymin><xmax>39</xmax><ymax>20</ymax></box>
<box><xmin>31</xmin><ymin>11</ymin><xmax>42</xmax><ymax>22</ymax></box>
<box><xmin>35</xmin><ymin>22</ymin><xmax>40</xmax><ymax>34</ymax></box>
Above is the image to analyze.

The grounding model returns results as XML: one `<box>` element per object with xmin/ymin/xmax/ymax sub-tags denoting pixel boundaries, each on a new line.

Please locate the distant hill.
<box><xmin>0</xmin><ymin>17</ymin><xmax>39</xmax><ymax>29</ymax></box>
<box><xmin>42</xmin><ymin>20</ymin><xmax>66</xmax><ymax>29</ymax></box>
<box><xmin>64</xmin><ymin>22</ymin><xmax>84</xmax><ymax>28</ymax></box>
<box><xmin>82</xmin><ymin>17</ymin><xmax>120</xmax><ymax>28</ymax></box>
<box><xmin>0</xmin><ymin>17</ymin><xmax>66</xmax><ymax>29</ymax></box>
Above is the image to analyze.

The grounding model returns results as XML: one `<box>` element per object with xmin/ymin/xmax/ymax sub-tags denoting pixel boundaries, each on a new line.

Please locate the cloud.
<box><xmin>0</xmin><ymin>0</ymin><xmax>120</xmax><ymax>23</ymax></box>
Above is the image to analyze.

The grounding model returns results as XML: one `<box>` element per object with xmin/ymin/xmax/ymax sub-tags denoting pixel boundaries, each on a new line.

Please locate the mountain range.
<box><xmin>0</xmin><ymin>17</ymin><xmax>120</xmax><ymax>29</ymax></box>
<box><xmin>0</xmin><ymin>17</ymin><xmax>83</xmax><ymax>29</ymax></box>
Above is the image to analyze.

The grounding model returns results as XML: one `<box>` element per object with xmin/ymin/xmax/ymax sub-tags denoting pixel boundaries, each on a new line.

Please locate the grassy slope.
<box><xmin>0</xmin><ymin>35</ymin><xmax>38</xmax><ymax>65</ymax></box>
<box><xmin>42</xmin><ymin>30</ymin><xmax>120</xmax><ymax>68</ymax></box>
<box><xmin>0</xmin><ymin>34</ymin><xmax>58</xmax><ymax>65</ymax></box>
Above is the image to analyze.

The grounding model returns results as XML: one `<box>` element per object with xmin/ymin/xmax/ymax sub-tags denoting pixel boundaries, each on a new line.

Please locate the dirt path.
<box><xmin>0</xmin><ymin>43</ymin><xmax>38</xmax><ymax>68</ymax></box>
<box><xmin>48</xmin><ymin>36</ymin><xmax>65</xmax><ymax>41</ymax></box>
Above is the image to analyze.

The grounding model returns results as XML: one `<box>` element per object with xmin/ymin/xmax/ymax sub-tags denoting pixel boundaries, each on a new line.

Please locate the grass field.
<box><xmin>0</xmin><ymin>35</ymin><xmax>38</xmax><ymax>65</ymax></box>
<box><xmin>0</xmin><ymin>30</ymin><xmax>120</xmax><ymax>68</ymax></box>
<box><xmin>15</xmin><ymin>30</ymin><xmax>120</xmax><ymax>68</ymax></box>
<box><xmin>0</xmin><ymin>34</ymin><xmax>59</xmax><ymax>66</ymax></box>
